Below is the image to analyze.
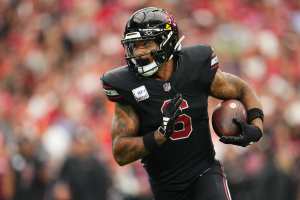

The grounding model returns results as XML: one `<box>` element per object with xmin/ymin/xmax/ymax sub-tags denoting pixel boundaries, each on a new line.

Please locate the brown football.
<box><xmin>212</xmin><ymin>99</ymin><xmax>247</xmax><ymax>137</ymax></box>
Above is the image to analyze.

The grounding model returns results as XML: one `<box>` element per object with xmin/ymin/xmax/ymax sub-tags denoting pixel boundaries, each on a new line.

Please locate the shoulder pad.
<box><xmin>101</xmin><ymin>66</ymin><xmax>140</xmax><ymax>103</ymax></box>
<box><xmin>101</xmin><ymin>66</ymin><xmax>128</xmax><ymax>88</ymax></box>
<box><xmin>176</xmin><ymin>45</ymin><xmax>217</xmax><ymax>92</ymax></box>
<box><xmin>101</xmin><ymin>65</ymin><xmax>140</xmax><ymax>89</ymax></box>
<box><xmin>181</xmin><ymin>45</ymin><xmax>212</xmax><ymax>62</ymax></box>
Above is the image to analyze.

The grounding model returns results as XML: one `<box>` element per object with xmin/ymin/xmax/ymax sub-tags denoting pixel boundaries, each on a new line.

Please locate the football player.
<box><xmin>101</xmin><ymin>7</ymin><xmax>264</xmax><ymax>200</ymax></box>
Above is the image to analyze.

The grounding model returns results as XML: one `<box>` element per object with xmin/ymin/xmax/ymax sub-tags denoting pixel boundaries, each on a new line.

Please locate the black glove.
<box><xmin>219</xmin><ymin>118</ymin><xmax>263</xmax><ymax>147</ymax></box>
<box><xmin>159</xmin><ymin>93</ymin><xmax>183</xmax><ymax>138</ymax></box>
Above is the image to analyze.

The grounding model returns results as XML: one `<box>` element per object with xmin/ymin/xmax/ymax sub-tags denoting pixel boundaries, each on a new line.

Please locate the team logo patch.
<box><xmin>132</xmin><ymin>85</ymin><xmax>149</xmax><ymax>102</ymax></box>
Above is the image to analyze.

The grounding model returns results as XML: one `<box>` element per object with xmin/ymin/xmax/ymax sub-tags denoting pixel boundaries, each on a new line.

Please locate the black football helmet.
<box><xmin>121</xmin><ymin>7</ymin><xmax>184</xmax><ymax>77</ymax></box>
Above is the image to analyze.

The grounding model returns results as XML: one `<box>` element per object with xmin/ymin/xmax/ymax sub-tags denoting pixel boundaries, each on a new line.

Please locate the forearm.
<box><xmin>113</xmin><ymin>129</ymin><xmax>166</xmax><ymax>166</ymax></box>
<box><xmin>113</xmin><ymin>136</ymin><xmax>147</xmax><ymax>166</ymax></box>
<box><xmin>210</xmin><ymin>71</ymin><xmax>263</xmax><ymax>132</ymax></box>
<box><xmin>239</xmin><ymin>84</ymin><xmax>263</xmax><ymax>132</ymax></box>
<box><xmin>239</xmin><ymin>83</ymin><xmax>262</xmax><ymax>109</ymax></box>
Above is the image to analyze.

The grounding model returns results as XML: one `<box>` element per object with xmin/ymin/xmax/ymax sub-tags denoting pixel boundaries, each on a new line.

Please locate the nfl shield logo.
<box><xmin>163</xmin><ymin>82</ymin><xmax>171</xmax><ymax>92</ymax></box>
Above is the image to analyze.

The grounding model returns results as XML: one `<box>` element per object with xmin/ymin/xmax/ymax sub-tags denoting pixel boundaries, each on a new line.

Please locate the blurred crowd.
<box><xmin>0</xmin><ymin>0</ymin><xmax>300</xmax><ymax>199</ymax></box>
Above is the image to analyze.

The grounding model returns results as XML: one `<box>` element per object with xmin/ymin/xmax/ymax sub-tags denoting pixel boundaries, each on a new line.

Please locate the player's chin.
<box><xmin>136</xmin><ymin>57</ymin><xmax>154</xmax><ymax>66</ymax></box>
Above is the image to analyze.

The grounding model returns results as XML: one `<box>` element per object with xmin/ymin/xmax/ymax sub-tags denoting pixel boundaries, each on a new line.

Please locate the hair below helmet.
<box><xmin>121</xmin><ymin>7</ymin><xmax>183</xmax><ymax>77</ymax></box>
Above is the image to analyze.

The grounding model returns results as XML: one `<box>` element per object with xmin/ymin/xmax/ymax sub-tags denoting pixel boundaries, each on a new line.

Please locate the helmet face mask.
<box><xmin>122</xmin><ymin>39</ymin><xmax>160</xmax><ymax>77</ymax></box>
<box><xmin>121</xmin><ymin>7</ymin><xmax>181</xmax><ymax>77</ymax></box>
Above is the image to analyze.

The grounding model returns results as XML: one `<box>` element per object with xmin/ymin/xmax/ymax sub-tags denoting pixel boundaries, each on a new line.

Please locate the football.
<box><xmin>212</xmin><ymin>99</ymin><xmax>247</xmax><ymax>137</ymax></box>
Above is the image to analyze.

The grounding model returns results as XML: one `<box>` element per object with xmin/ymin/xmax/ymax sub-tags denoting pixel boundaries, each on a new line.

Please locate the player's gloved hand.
<box><xmin>159</xmin><ymin>93</ymin><xmax>183</xmax><ymax>139</ymax></box>
<box><xmin>219</xmin><ymin>118</ymin><xmax>262</xmax><ymax>147</ymax></box>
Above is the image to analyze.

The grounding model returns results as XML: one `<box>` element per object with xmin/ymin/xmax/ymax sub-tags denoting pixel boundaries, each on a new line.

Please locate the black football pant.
<box><xmin>153</xmin><ymin>161</ymin><xmax>232</xmax><ymax>200</ymax></box>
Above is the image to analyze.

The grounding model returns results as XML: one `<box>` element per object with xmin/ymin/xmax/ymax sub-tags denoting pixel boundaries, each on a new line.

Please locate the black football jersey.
<box><xmin>101</xmin><ymin>45</ymin><xmax>219</xmax><ymax>191</ymax></box>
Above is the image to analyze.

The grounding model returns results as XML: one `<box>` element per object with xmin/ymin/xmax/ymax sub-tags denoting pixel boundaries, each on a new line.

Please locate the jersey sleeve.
<box><xmin>198</xmin><ymin>46</ymin><xmax>219</xmax><ymax>92</ymax></box>
<box><xmin>100</xmin><ymin>66</ymin><xmax>139</xmax><ymax>105</ymax></box>
<box><xmin>102</xmin><ymin>81</ymin><xmax>124</xmax><ymax>103</ymax></box>
<box><xmin>101</xmin><ymin>74</ymin><xmax>129</xmax><ymax>104</ymax></box>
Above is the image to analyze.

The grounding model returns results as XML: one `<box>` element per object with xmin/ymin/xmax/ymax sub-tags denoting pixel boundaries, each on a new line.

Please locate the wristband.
<box><xmin>247</xmin><ymin>108</ymin><xmax>264</xmax><ymax>123</ymax></box>
<box><xmin>143</xmin><ymin>131</ymin><xmax>159</xmax><ymax>153</ymax></box>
